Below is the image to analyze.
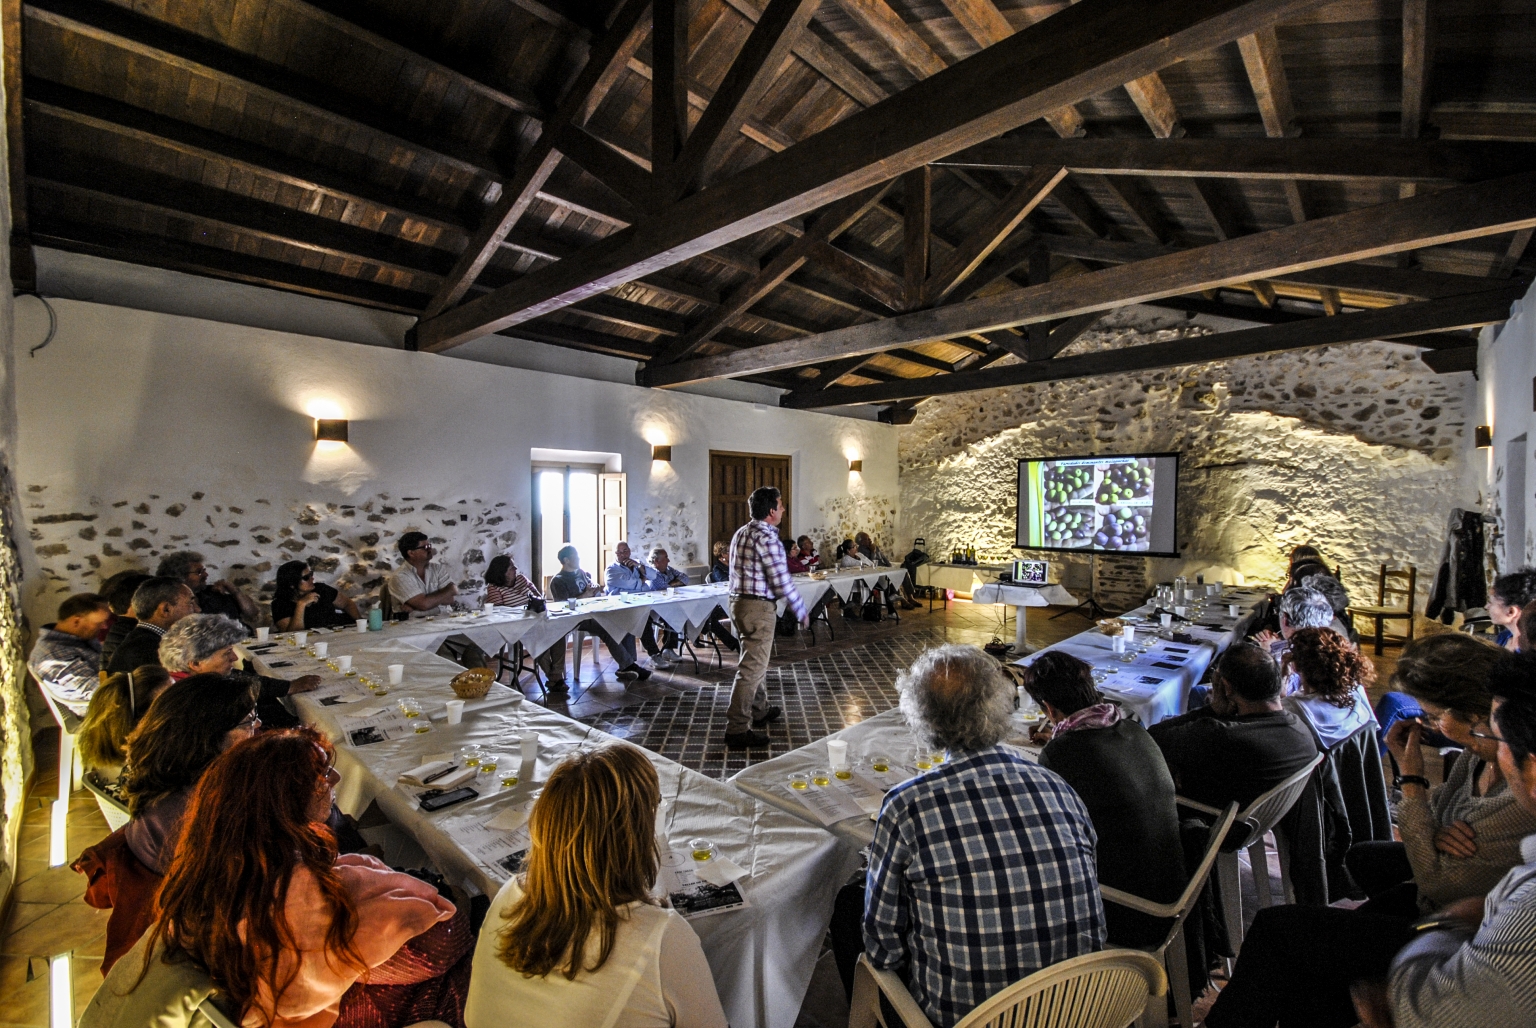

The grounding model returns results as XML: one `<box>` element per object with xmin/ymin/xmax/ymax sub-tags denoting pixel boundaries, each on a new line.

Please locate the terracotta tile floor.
<box><xmin>0</xmin><ymin>598</ymin><xmax>1413</xmax><ymax>1027</ymax></box>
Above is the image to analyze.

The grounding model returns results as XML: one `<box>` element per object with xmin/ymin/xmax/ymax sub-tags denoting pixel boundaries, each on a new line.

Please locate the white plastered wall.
<box><xmin>1476</xmin><ymin>279</ymin><xmax>1536</xmax><ymax>572</ymax></box>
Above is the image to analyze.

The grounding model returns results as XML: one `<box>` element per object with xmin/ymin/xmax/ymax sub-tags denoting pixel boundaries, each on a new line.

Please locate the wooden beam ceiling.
<box><xmin>412</xmin><ymin>0</ymin><xmax>1336</xmax><ymax>353</ymax></box>
<box><xmin>641</xmin><ymin>171</ymin><xmax>1536</xmax><ymax>386</ymax></box>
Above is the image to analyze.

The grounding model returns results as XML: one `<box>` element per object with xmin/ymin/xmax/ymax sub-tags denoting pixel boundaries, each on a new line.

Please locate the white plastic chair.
<box><xmin>83</xmin><ymin>770</ymin><xmax>131</xmax><ymax>831</ymax></box>
<box><xmin>850</xmin><ymin>949</ymin><xmax>1166</xmax><ymax>1028</ymax></box>
<box><xmin>1101</xmin><ymin>802</ymin><xmax>1240</xmax><ymax>1028</ymax></box>
<box><xmin>35</xmin><ymin>677</ymin><xmax>84</xmax><ymax>800</ymax></box>
<box><xmin>1176</xmin><ymin>752</ymin><xmax>1325</xmax><ymax>957</ymax></box>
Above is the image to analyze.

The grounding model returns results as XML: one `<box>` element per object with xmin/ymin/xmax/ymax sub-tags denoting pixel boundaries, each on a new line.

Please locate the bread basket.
<box><xmin>450</xmin><ymin>667</ymin><xmax>494</xmax><ymax>700</ymax></box>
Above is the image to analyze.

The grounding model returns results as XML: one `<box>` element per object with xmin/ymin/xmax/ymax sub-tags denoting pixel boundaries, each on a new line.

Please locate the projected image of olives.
<box><xmin>1016</xmin><ymin>453</ymin><xmax>1178</xmax><ymax>557</ymax></box>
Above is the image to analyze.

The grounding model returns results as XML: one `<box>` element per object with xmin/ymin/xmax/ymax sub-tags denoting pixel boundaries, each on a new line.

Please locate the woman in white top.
<box><xmin>836</xmin><ymin>538</ymin><xmax>875</xmax><ymax>569</ymax></box>
<box><xmin>464</xmin><ymin>744</ymin><xmax>727</xmax><ymax>1028</ymax></box>
<box><xmin>1282</xmin><ymin>626</ymin><xmax>1376</xmax><ymax>749</ymax></box>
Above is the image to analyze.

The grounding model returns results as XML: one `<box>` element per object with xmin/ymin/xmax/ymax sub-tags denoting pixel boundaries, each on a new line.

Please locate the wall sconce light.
<box><xmin>1475</xmin><ymin>425</ymin><xmax>1493</xmax><ymax>448</ymax></box>
<box><xmin>848</xmin><ymin>459</ymin><xmax>863</xmax><ymax>472</ymax></box>
<box><xmin>651</xmin><ymin>444</ymin><xmax>672</xmax><ymax>462</ymax></box>
<box><xmin>315</xmin><ymin>419</ymin><xmax>349</xmax><ymax>443</ymax></box>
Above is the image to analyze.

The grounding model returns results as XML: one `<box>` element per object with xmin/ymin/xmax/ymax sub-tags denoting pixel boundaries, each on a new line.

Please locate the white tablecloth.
<box><xmin>250</xmin><ymin>640</ymin><xmax>861</xmax><ymax>1028</ymax></box>
<box><xmin>730</xmin><ymin>708</ymin><xmax>1043</xmax><ymax>850</ymax></box>
<box><xmin>915</xmin><ymin>563</ymin><xmax>1012</xmax><ymax>595</ymax></box>
<box><xmin>1013</xmin><ymin>588</ymin><xmax>1266</xmax><ymax>725</ymax></box>
<box><xmin>971</xmin><ymin>582</ymin><xmax>1080</xmax><ymax>651</ymax></box>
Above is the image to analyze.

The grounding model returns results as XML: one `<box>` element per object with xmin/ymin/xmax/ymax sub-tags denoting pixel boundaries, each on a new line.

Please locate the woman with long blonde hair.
<box><xmin>464</xmin><ymin>744</ymin><xmax>726</xmax><ymax>1028</ymax></box>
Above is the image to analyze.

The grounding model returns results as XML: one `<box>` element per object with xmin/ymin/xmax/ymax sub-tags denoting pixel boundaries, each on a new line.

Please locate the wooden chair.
<box><xmin>850</xmin><ymin>949</ymin><xmax>1166</xmax><ymax>1028</ymax></box>
<box><xmin>1101</xmin><ymin>802</ymin><xmax>1240</xmax><ymax>1028</ymax></box>
<box><xmin>1347</xmin><ymin>564</ymin><xmax>1417</xmax><ymax>655</ymax></box>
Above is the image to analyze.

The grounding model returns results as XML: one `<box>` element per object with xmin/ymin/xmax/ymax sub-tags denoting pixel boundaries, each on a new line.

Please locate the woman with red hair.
<box><xmin>141</xmin><ymin>727</ymin><xmax>472</xmax><ymax>1028</ymax></box>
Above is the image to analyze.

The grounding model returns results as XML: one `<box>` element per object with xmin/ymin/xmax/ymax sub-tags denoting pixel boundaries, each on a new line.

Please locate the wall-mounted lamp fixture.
<box><xmin>651</xmin><ymin>444</ymin><xmax>672</xmax><ymax>462</ymax></box>
<box><xmin>848</xmin><ymin>459</ymin><xmax>863</xmax><ymax>472</ymax></box>
<box><xmin>315</xmin><ymin>419</ymin><xmax>349</xmax><ymax>443</ymax></box>
<box><xmin>1475</xmin><ymin>425</ymin><xmax>1493</xmax><ymax>448</ymax></box>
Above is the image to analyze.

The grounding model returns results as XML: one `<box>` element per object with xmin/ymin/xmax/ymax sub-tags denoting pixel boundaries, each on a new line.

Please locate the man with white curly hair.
<box><xmin>832</xmin><ymin>644</ymin><xmax>1105</xmax><ymax>1027</ymax></box>
<box><xmin>159</xmin><ymin>613</ymin><xmax>319</xmax><ymax>727</ymax></box>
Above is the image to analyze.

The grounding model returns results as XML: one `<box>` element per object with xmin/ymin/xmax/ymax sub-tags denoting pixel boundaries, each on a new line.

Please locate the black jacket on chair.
<box><xmin>105</xmin><ymin>625</ymin><xmax>165</xmax><ymax>675</ymax></box>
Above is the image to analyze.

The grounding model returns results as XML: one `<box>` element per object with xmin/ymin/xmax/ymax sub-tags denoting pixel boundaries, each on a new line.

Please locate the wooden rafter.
<box><xmin>902</xmin><ymin>166</ymin><xmax>931</xmax><ymax>308</ymax></box>
<box><xmin>924</xmin><ymin>165</ymin><xmax>1068</xmax><ymax>305</ymax></box>
<box><xmin>1402</xmin><ymin>0</ymin><xmax>1431</xmax><ymax>139</ymax></box>
<box><xmin>781</xmin><ymin>285</ymin><xmax>1525</xmax><ymax>407</ymax></box>
<box><xmin>641</xmin><ymin>171</ymin><xmax>1536</xmax><ymax>386</ymax></box>
<box><xmin>3</xmin><ymin>0</ymin><xmax>31</xmax><ymax>290</ymax></box>
<box><xmin>1236</xmin><ymin>27</ymin><xmax>1306</xmax><ymax>222</ymax></box>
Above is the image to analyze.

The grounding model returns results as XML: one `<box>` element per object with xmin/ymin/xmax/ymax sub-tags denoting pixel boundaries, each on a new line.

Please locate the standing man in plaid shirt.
<box><xmin>725</xmin><ymin>486</ymin><xmax>807</xmax><ymax>748</ymax></box>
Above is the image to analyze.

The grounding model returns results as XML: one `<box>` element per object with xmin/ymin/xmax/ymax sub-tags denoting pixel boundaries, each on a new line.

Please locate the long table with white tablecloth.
<box><xmin>249</xmin><ymin>635</ymin><xmax>861</xmax><ymax>1028</ymax></box>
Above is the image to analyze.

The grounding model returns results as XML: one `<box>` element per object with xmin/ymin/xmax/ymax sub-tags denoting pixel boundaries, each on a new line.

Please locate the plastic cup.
<box><xmin>337</xmin><ymin>655</ymin><xmax>352</xmax><ymax>672</ymax></box>
<box><xmin>1174</xmin><ymin>605</ymin><xmax>1187</xmax><ymax>618</ymax></box>
<box><xmin>1229</xmin><ymin>603</ymin><xmax>1241</xmax><ymax>617</ymax></box>
<box><xmin>811</xmin><ymin>767</ymin><xmax>832</xmax><ymax>786</ymax></box>
<box><xmin>520</xmin><ymin>733</ymin><xmax>539</xmax><ymax>765</ymax></box>
<box><xmin>1160</xmin><ymin>613</ymin><xmax>1172</xmax><ymax>628</ymax></box>
<box><xmin>689</xmin><ymin>838</ymin><xmax>716</xmax><ymax>862</ymax></box>
<box><xmin>387</xmin><ymin>664</ymin><xmax>404</xmax><ymax>685</ymax></box>
<box><xmin>445</xmin><ymin>699</ymin><xmax>465</xmax><ymax>725</ymax></box>
<box><xmin>869</xmin><ymin>754</ymin><xmax>891</xmax><ymax>774</ymax></box>
<box><xmin>397</xmin><ymin>697</ymin><xmax>422</xmax><ymax>719</ymax></box>
<box><xmin>294</xmin><ymin>631</ymin><xmax>308</xmax><ymax>646</ymax></box>
<box><xmin>667</xmin><ymin>586</ymin><xmax>676</xmax><ymax>597</ymax></box>
<box><xmin>788</xmin><ymin>771</ymin><xmax>810</xmax><ymax>790</ymax></box>
<box><xmin>827</xmin><ymin>739</ymin><xmax>849</xmax><ymax>769</ymax></box>
<box><xmin>356</xmin><ymin>619</ymin><xmax>367</xmax><ymax>633</ymax></box>
<box><xmin>314</xmin><ymin>641</ymin><xmax>328</xmax><ymax>658</ymax></box>
<box><xmin>482</xmin><ymin>601</ymin><xmax>495</xmax><ymax>615</ymax></box>
<box><xmin>1112</xmin><ymin>635</ymin><xmax>1126</xmax><ymax>653</ymax></box>
<box><xmin>477</xmin><ymin>753</ymin><xmax>499</xmax><ymax>775</ymax></box>
<box><xmin>460</xmin><ymin>745</ymin><xmax>483</xmax><ymax>767</ymax></box>
<box><xmin>255</xmin><ymin>627</ymin><xmax>269</xmax><ymax>642</ymax></box>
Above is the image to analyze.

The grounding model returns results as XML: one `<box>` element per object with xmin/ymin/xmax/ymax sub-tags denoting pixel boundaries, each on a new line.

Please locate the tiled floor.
<box><xmin>0</xmin><ymin>597</ymin><xmax>1419</xmax><ymax>1028</ymax></box>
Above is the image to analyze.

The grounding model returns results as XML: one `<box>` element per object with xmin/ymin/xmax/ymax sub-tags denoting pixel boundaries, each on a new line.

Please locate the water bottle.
<box><xmin>368</xmin><ymin>607</ymin><xmax>384</xmax><ymax>631</ymax></box>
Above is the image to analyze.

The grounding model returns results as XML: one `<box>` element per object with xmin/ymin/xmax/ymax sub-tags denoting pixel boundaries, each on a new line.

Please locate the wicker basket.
<box><xmin>450</xmin><ymin>667</ymin><xmax>494</xmax><ymax>700</ymax></box>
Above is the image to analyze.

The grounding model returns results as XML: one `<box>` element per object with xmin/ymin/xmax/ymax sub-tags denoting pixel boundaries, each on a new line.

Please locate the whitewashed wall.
<box><xmin>1476</xmin><ymin>280</ymin><xmax>1536</xmax><ymax>572</ymax></box>
<box><xmin>15</xmin><ymin>299</ymin><xmax>896</xmax><ymax>626</ymax></box>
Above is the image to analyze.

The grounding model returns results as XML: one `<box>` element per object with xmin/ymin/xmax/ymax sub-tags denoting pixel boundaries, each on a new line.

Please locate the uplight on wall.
<box><xmin>316</xmin><ymin>419</ymin><xmax>349</xmax><ymax>443</ymax></box>
<box><xmin>651</xmin><ymin>444</ymin><xmax>672</xmax><ymax>462</ymax></box>
<box><xmin>50</xmin><ymin>953</ymin><xmax>72</xmax><ymax>1028</ymax></box>
<box><xmin>1475</xmin><ymin>425</ymin><xmax>1493</xmax><ymax>448</ymax></box>
<box><xmin>848</xmin><ymin>459</ymin><xmax>863</xmax><ymax>473</ymax></box>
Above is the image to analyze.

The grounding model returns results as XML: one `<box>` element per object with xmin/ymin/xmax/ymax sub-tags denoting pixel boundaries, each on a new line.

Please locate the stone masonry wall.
<box><xmin>898</xmin><ymin>309</ymin><xmax>1475</xmax><ymax>613</ymax></box>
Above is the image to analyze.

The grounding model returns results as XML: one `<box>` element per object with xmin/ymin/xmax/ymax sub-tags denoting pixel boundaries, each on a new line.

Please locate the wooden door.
<box><xmin>598</xmin><ymin>473</ymin><xmax>626</xmax><ymax>586</ymax></box>
<box><xmin>710</xmin><ymin>451</ymin><xmax>791</xmax><ymax>550</ymax></box>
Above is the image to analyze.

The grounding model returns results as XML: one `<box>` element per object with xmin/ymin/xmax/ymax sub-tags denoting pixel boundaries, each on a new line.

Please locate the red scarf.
<box><xmin>1055</xmin><ymin>702</ymin><xmax>1123</xmax><ymax>736</ymax></box>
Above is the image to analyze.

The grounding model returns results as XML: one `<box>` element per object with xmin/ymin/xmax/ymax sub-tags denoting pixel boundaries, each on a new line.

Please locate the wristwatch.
<box><xmin>1395</xmin><ymin>773</ymin><xmax>1431</xmax><ymax>789</ymax></box>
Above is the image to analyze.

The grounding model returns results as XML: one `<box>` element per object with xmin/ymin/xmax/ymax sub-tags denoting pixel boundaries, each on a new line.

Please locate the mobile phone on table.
<box><xmin>419</xmin><ymin>787</ymin><xmax>478</xmax><ymax>811</ymax></box>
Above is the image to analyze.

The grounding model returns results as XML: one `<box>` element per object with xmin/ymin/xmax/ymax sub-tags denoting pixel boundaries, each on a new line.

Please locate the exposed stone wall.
<box><xmin>898</xmin><ymin>310</ymin><xmax>1474</xmax><ymax>613</ymax></box>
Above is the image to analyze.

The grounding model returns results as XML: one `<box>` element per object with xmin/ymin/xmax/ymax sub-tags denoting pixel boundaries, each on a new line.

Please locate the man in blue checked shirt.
<box><xmin>835</xmin><ymin>644</ymin><xmax>1105</xmax><ymax>1027</ymax></box>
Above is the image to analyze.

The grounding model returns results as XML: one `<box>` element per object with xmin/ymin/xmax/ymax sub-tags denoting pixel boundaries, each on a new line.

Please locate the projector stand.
<box><xmin>1051</xmin><ymin>552</ymin><xmax>1111</xmax><ymax>622</ymax></box>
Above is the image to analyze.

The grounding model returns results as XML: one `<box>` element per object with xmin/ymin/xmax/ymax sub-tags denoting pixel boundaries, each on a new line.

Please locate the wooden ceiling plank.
<box><xmin>415</xmin><ymin>0</ymin><xmax>1341</xmax><ymax>353</ymax></box>
<box><xmin>648</xmin><ymin>181</ymin><xmax>893</xmax><ymax>364</ymax></box>
<box><xmin>1401</xmin><ymin>0</ymin><xmax>1430</xmax><ymax>139</ymax></box>
<box><xmin>926</xmin><ymin>164</ymin><xmax>1069</xmax><ymax>305</ymax></box>
<box><xmin>419</xmin><ymin>0</ymin><xmax>650</xmax><ymax>319</ymax></box>
<box><xmin>671</xmin><ymin>0</ymin><xmax>818</xmax><ymax>196</ymax></box>
<box><xmin>829</xmin><ymin>0</ymin><xmax>947</xmax><ymax>79</ymax></box>
<box><xmin>1080</xmin><ymin>174</ymin><xmax>1168</xmax><ymax>243</ymax></box>
<box><xmin>783</xmin><ymin>285</ymin><xmax>1525</xmax><ymax>407</ymax></box>
<box><xmin>642</xmin><ymin>172</ymin><xmax>1536</xmax><ymax>385</ymax></box>
<box><xmin>803</xmin><ymin>238</ymin><xmax>904</xmax><ymax>310</ymax></box>
<box><xmin>902</xmin><ymin>165</ymin><xmax>931</xmax><ymax>308</ymax></box>
<box><xmin>933</xmin><ymin>136</ymin><xmax>1536</xmax><ymax>182</ymax></box>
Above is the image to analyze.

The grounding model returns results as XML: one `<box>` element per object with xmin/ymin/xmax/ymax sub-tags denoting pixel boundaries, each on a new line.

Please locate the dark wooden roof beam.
<box><xmin>926</xmin><ymin>165</ymin><xmax>1068</xmax><ymax>304</ymax></box>
<box><xmin>643</xmin><ymin>171</ymin><xmax>1536</xmax><ymax>385</ymax></box>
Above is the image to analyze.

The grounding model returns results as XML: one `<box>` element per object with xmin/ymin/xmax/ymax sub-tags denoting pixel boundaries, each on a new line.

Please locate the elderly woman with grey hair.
<box><xmin>157</xmin><ymin>614</ymin><xmax>320</xmax><ymax>728</ymax></box>
<box><xmin>830</xmin><ymin>645</ymin><xmax>1104</xmax><ymax>1023</ymax></box>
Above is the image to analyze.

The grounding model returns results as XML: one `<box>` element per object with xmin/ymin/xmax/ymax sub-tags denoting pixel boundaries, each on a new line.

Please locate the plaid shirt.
<box><xmin>864</xmin><ymin>746</ymin><xmax>1105</xmax><ymax>1027</ymax></box>
<box><xmin>28</xmin><ymin>626</ymin><xmax>103</xmax><ymax>717</ymax></box>
<box><xmin>728</xmin><ymin>519</ymin><xmax>806</xmax><ymax>621</ymax></box>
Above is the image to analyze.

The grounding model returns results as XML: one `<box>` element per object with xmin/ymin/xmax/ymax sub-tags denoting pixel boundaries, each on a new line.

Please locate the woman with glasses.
<box><xmin>130</xmin><ymin>728</ymin><xmax>469</xmax><ymax>1028</ymax></box>
<box><xmin>271</xmin><ymin>559</ymin><xmax>361</xmax><ymax>632</ymax></box>
<box><xmin>74</xmin><ymin>673</ymin><xmax>261</xmax><ymax>973</ymax></box>
<box><xmin>1363</xmin><ymin>633</ymin><xmax>1536</xmax><ymax>916</ymax></box>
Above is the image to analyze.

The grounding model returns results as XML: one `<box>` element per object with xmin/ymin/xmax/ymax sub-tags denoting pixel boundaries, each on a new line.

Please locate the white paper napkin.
<box><xmin>398</xmin><ymin>760</ymin><xmax>453</xmax><ymax>787</ymax></box>
<box><xmin>486</xmin><ymin>805</ymin><xmax>531</xmax><ymax>832</ymax></box>
<box><xmin>694</xmin><ymin>855</ymin><xmax>748</xmax><ymax>887</ymax></box>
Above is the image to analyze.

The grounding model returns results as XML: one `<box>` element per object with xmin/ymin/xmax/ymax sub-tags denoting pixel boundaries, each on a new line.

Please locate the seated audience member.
<box><xmin>106</xmin><ymin>577</ymin><xmax>198</xmax><ymax>675</ymax></box>
<box><xmin>640</xmin><ymin>547</ymin><xmax>689</xmax><ymax>668</ymax></box>
<box><xmin>159</xmin><ymin>613</ymin><xmax>317</xmax><ymax>726</ymax></box>
<box><xmin>465</xmin><ymin>744</ymin><xmax>726</xmax><ymax>1028</ymax></box>
<box><xmin>1253</xmin><ymin>585</ymin><xmax>1338</xmax><ymax>692</ymax></box>
<box><xmin>707</xmin><ymin>540</ymin><xmax>729</xmax><ymax>583</ymax></box>
<box><xmin>1355</xmin><ymin>635</ymin><xmax>1536</xmax><ymax>917</ymax></box>
<box><xmin>786</xmin><ymin>535</ymin><xmax>820</xmax><ymax>574</ymax></box>
<box><xmin>547</xmin><ymin>545</ymin><xmax>648</xmax><ymax>685</ymax></box>
<box><xmin>77</xmin><ymin>667</ymin><xmax>173</xmax><ymax>789</ymax></box>
<box><xmin>386</xmin><ymin>532</ymin><xmax>457</xmax><ymax>613</ymax></box>
<box><xmin>1283</xmin><ymin>627</ymin><xmax>1377</xmax><ymax>749</ymax></box>
<box><xmin>1381</xmin><ymin>655</ymin><xmax>1536</xmax><ymax>1028</ymax></box>
<box><xmin>1024</xmin><ymin>651</ymin><xmax>1185</xmax><ymax>949</ymax></box>
<box><xmin>99</xmin><ymin>571</ymin><xmax>151</xmax><ymax>669</ymax></box>
<box><xmin>1205</xmin><ymin>652</ymin><xmax>1536</xmax><ymax>1028</ymax></box>
<box><xmin>856</xmin><ymin>531</ymin><xmax>907</xmax><ymax>613</ymax></box>
<box><xmin>1301</xmin><ymin>571</ymin><xmax>1351</xmax><ymax>620</ymax></box>
<box><xmin>1289</xmin><ymin>544</ymin><xmax>1323</xmax><ymax>569</ymax></box>
<box><xmin>1149</xmin><ymin>641</ymin><xmax>1319</xmax><ymax>810</ymax></box>
<box><xmin>831</xmin><ymin>645</ymin><xmax>1104</xmax><ymax>1025</ymax></box>
<box><xmin>1488</xmin><ymin>567</ymin><xmax>1536</xmax><ymax>650</ymax></box>
<box><xmin>73</xmin><ymin>674</ymin><xmax>261</xmax><ymax>972</ymax></box>
<box><xmin>604</xmin><ymin>540</ymin><xmax>657</xmax><ymax>594</ymax></box>
<box><xmin>157</xmin><ymin>550</ymin><xmax>258</xmax><ymax>627</ymax></box>
<box><xmin>27</xmin><ymin>592</ymin><xmax>112</xmax><ymax>716</ymax></box>
<box><xmin>141</xmin><ymin>728</ymin><xmax>469</xmax><ymax>1028</ymax></box>
<box><xmin>836</xmin><ymin>538</ymin><xmax>875</xmax><ymax>568</ymax></box>
<box><xmin>270</xmin><ymin>560</ymin><xmax>360</xmax><ymax>631</ymax></box>
<box><xmin>483</xmin><ymin>555</ymin><xmax>564</xmax><ymax>687</ymax></box>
